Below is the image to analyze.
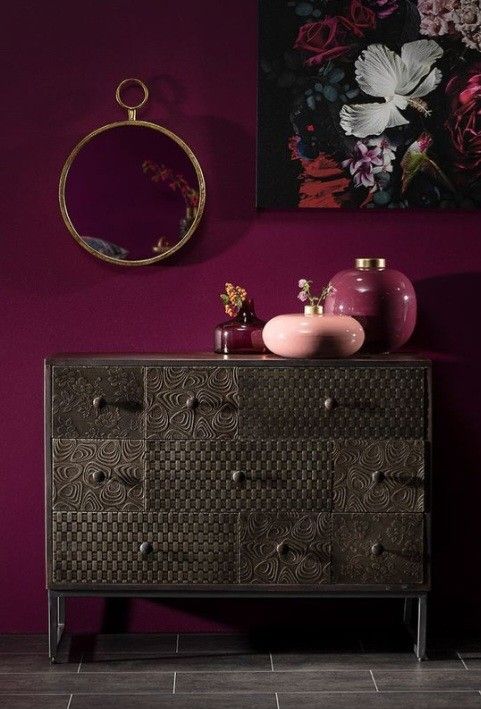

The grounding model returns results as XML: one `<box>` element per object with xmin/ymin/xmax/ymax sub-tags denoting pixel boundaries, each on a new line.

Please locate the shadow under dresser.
<box><xmin>45</xmin><ymin>353</ymin><xmax>431</xmax><ymax>661</ymax></box>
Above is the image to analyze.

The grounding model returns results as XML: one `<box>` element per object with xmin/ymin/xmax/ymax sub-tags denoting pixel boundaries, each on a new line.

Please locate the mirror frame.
<box><xmin>59</xmin><ymin>119</ymin><xmax>206</xmax><ymax>267</ymax></box>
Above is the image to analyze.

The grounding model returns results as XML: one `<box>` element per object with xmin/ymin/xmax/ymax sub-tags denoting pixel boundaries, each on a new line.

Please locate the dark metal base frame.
<box><xmin>48</xmin><ymin>591</ymin><xmax>427</xmax><ymax>663</ymax></box>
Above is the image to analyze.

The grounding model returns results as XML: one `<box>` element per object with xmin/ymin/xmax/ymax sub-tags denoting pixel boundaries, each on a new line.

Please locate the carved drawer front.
<box><xmin>52</xmin><ymin>366</ymin><xmax>144</xmax><ymax>439</ymax></box>
<box><xmin>240</xmin><ymin>512</ymin><xmax>331</xmax><ymax>585</ymax></box>
<box><xmin>332</xmin><ymin>440</ymin><xmax>425</xmax><ymax>513</ymax></box>
<box><xmin>146</xmin><ymin>367</ymin><xmax>239</xmax><ymax>440</ymax></box>
<box><xmin>52</xmin><ymin>512</ymin><xmax>237</xmax><ymax>585</ymax></box>
<box><xmin>52</xmin><ymin>439</ymin><xmax>145</xmax><ymax>512</ymax></box>
<box><xmin>239</xmin><ymin>367</ymin><xmax>426</xmax><ymax>439</ymax></box>
<box><xmin>147</xmin><ymin>440</ymin><xmax>331</xmax><ymax>512</ymax></box>
<box><xmin>331</xmin><ymin>513</ymin><xmax>424</xmax><ymax>584</ymax></box>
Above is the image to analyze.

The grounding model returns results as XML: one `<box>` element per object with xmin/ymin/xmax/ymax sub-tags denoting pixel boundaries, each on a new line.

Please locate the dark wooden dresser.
<box><xmin>45</xmin><ymin>354</ymin><xmax>431</xmax><ymax>661</ymax></box>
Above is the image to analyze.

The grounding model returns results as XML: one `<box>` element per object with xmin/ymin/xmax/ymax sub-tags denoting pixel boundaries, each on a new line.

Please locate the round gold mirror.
<box><xmin>59</xmin><ymin>79</ymin><xmax>206</xmax><ymax>266</ymax></box>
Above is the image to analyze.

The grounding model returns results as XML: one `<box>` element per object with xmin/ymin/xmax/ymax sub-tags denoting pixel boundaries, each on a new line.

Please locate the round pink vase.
<box><xmin>324</xmin><ymin>258</ymin><xmax>416</xmax><ymax>354</ymax></box>
<box><xmin>263</xmin><ymin>306</ymin><xmax>365</xmax><ymax>359</ymax></box>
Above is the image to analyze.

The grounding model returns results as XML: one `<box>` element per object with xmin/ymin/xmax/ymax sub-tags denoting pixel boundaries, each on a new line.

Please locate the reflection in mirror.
<box><xmin>64</xmin><ymin>125</ymin><xmax>201</xmax><ymax>262</ymax></box>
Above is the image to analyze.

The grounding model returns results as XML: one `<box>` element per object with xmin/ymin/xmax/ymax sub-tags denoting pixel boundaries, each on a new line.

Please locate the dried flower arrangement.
<box><xmin>297</xmin><ymin>278</ymin><xmax>334</xmax><ymax>306</ymax></box>
<box><xmin>220</xmin><ymin>283</ymin><xmax>248</xmax><ymax>317</ymax></box>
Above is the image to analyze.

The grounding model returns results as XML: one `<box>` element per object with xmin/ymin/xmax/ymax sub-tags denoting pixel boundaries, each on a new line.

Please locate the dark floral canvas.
<box><xmin>257</xmin><ymin>0</ymin><xmax>481</xmax><ymax>209</ymax></box>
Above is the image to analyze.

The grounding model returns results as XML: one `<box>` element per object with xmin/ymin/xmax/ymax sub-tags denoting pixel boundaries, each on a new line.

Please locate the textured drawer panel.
<box><xmin>52</xmin><ymin>367</ymin><xmax>144</xmax><ymax>439</ymax></box>
<box><xmin>147</xmin><ymin>440</ymin><xmax>331</xmax><ymax>512</ymax></box>
<box><xmin>239</xmin><ymin>367</ymin><xmax>426</xmax><ymax>439</ymax></box>
<box><xmin>331</xmin><ymin>513</ymin><xmax>424</xmax><ymax>584</ymax></box>
<box><xmin>52</xmin><ymin>439</ymin><xmax>145</xmax><ymax>512</ymax></box>
<box><xmin>332</xmin><ymin>440</ymin><xmax>425</xmax><ymax>513</ymax></box>
<box><xmin>52</xmin><ymin>512</ymin><xmax>237</xmax><ymax>585</ymax></box>
<box><xmin>146</xmin><ymin>367</ymin><xmax>238</xmax><ymax>439</ymax></box>
<box><xmin>240</xmin><ymin>512</ymin><xmax>330</xmax><ymax>584</ymax></box>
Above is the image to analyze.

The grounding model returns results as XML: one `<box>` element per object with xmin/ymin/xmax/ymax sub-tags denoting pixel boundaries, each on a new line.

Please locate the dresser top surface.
<box><xmin>46</xmin><ymin>352</ymin><xmax>431</xmax><ymax>367</ymax></box>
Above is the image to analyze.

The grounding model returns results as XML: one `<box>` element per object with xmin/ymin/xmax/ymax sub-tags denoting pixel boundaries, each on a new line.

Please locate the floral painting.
<box><xmin>257</xmin><ymin>0</ymin><xmax>481</xmax><ymax>209</ymax></box>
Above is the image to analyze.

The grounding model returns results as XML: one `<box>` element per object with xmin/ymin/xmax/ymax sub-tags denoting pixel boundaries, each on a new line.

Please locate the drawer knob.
<box><xmin>371</xmin><ymin>470</ymin><xmax>385</xmax><ymax>484</ymax></box>
<box><xmin>276</xmin><ymin>542</ymin><xmax>289</xmax><ymax>556</ymax></box>
<box><xmin>324</xmin><ymin>397</ymin><xmax>336</xmax><ymax>412</ymax></box>
<box><xmin>232</xmin><ymin>470</ymin><xmax>245</xmax><ymax>483</ymax></box>
<box><xmin>186</xmin><ymin>395</ymin><xmax>199</xmax><ymax>410</ymax></box>
<box><xmin>139</xmin><ymin>542</ymin><xmax>153</xmax><ymax>556</ymax></box>
<box><xmin>92</xmin><ymin>395</ymin><xmax>105</xmax><ymax>411</ymax></box>
<box><xmin>91</xmin><ymin>470</ymin><xmax>106</xmax><ymax>484</ymax></box>
<box><xmin>371</xmin><ymin>543</ymin><xmax>384</xmax><ymax>557</ymax></box>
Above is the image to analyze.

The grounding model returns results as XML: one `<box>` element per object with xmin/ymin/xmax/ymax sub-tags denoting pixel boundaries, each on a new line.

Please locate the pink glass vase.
<box><xmin>324</xmin><ymin>258</ymin><xmax>417</xmax><ymax>354</ymax></box>
<box><xmin>214</xmin><ymin>299</ymin><xmax>267</xmax><ymax>354</ymax></box>
<box><xmin>262</xmin><ymin>305</ymin><xmax>364</xmax><ymax>359</ymax></box>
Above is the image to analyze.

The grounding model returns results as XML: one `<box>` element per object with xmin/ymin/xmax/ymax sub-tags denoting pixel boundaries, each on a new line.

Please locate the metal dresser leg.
<box><xmin>403</xmin><ymin>598</ymin><xmax>414</xmax><ymax>626</ymax></box>
<box><xmin>48</xmin><ymin>591</ymin><xmax>65</xmax><ymax>663</ymax></box>
<box><xmin>415</xmin><ymin>595</ymin><xmax>427</xmax><ymax>661</ymax></box>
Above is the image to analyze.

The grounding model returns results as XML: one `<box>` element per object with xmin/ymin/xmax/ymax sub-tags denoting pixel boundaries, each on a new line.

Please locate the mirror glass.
<box><xmin>62</xmin><ymin>124</ymin><xmax>203</xmax><ymax>263</ymax></box>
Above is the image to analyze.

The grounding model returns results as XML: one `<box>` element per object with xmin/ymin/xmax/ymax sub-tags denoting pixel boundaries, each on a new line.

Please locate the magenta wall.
<box><xmin>2</xmin><ymin>0</ymin><xmax>481</xmax><ymax>635</ymax></box>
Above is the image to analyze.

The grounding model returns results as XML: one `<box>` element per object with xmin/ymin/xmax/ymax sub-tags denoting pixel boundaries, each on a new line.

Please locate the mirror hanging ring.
<box><xmin>59</xmin><ymin>78</ymin><xmax>206</xmax><ymax>266</ymax></box>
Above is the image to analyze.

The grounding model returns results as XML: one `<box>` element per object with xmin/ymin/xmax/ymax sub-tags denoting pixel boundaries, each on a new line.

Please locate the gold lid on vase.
<box><xmin>304</xmin><ymin>305</ymin><xmax>323</xmax><ymax>315</ymax></box>
<box><xmin>355</xmin><ymin>258</ymin><xmax>386</xmax><ymax>269</ymax></box>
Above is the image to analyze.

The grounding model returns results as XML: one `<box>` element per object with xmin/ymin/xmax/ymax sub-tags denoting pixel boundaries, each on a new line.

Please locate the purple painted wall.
<box><xmin>1</xmin><ymin>0</ymin><xmax>480</xmax><ymax>634</ymax></box>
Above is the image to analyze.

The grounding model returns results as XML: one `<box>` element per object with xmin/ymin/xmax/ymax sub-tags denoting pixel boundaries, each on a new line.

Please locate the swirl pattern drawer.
<box><xmin>239</xmin><ymin>367</ymin><xmax>426</xmax><ymax>439</ymax></box>
<box><xmin>52</xmin><ymin>366</ymin><xmax>144</xmax><ymax>439</ymax></box>
<box><xmin>146</xmin><ymin>367</ymin><xmax>239</xmax><ymax>440</ymax></box>
<box><xmin>240</xmin><ymin>512</ymin><xmax>331</xmax><ymax>585</ymax></box>
<box><xmin>52</xmin><ymin>439</ymin><xmax>145</xmax><ymax>512</ymax></box>
<box><xmin>147</xmin><ymin>439</ymin><xmax>331</xmax><ymax>512</ymax></box>
<box><xmin>331</xmin><ymin>513</ymin><xmax>424</xmax><ymax>584</ymax></box>
<box><xmin>332</xmin><ymin>440</ymin><xmax>425</xmax><ymax>513</ymax></box>
<box><xmin>52</xmin><ymin>512</ymin><xmax>237</xmax><ymax>585</ymax></box>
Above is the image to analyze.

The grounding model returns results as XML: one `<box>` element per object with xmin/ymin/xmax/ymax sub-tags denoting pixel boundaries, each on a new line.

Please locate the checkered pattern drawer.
<box><xmin>239</xmin><ymin>367</ymin><xmax>426</xmax><ymax>439</ymax></box>
<box><xmin>52</xmin><ymin>512</ymin><xmax>237</xmax><ymax>585</ymax></box>
<box><xmin>147</xmin><ymin>440</ymin><xmax>331</xmax><ymax>512</ymax></box>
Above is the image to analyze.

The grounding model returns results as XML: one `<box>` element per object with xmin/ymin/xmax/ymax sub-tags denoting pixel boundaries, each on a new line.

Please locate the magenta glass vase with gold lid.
<box><xmin>324</xmin><ymin>258</ymin><xmax>417</xmax><ymax>354</ymax></box>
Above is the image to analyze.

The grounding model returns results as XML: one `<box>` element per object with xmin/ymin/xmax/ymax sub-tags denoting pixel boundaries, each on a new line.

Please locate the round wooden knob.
<box><xmin>324</xmin><ymin>397</ymin><xmax>335</xmax><ymax>412</ymax></box>
<box><xmin>186</xmin><ymin>395</ymin><xmax>198</xmax><ymax>410</ymax></box>
<box><xmin>276</xmin><ymin>542</ymin><xmax>289</xmax><ymax>556</ymax></box>
<box><xmin>92</xmin><ymin>395</ymin><xmax>105</xmax><ymax>410</ymax></box>
<box><xmin>139</xmin><ymin>542</ymin><xmax>153</xmax><ymax>556</ymax></box>
<box><xmin>232</xmin><ymin>470</ymin><xmax>245</xmax><ymax>483</ymax></box>
<box><xmin>371</xmin><ymin>543</ymin><xmax>384</xmax><ymax>557</ymax></box>
<box><xmin>91</xmin><ymin>470</ymin><xmax>106</xmax><ymax>484</ymax></box>
<box><xmin>371</xmin><ymin>471</ymin><xmax>385</xmax><ymax>484</ymax></box>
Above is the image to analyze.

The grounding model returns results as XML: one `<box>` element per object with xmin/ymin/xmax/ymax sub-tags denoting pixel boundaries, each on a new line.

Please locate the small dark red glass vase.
<box><xmin>214</xmin><ymin>300</ymin><xmax>267</xmax><ymax>354</ymax></box>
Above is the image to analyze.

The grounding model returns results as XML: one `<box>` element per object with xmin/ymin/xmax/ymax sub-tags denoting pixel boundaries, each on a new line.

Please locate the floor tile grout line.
<box><xmin>0</xmin><ymin>667</ymin><xmax>475</xmax><ymax>674</ymax></box>
<box><xmin>176</xmin><ymin>635</ymin><xmax>179</xmax><ymax>653</ymax></box>
<box><xmin>66</xmin><ymin>695</ymin><xmax>73</xmax><ymax>709</ymax></box>
<box><xmin>173</xmin><ymin>671</ymin><xmax>176</xmax><ymax>694</ymax></box>
<box><xmin>275</xmin><ymin>691</ymin><xmax>280</xmax><ymax>709</ymax></box>
<box><xmin>457</xmin><ymin>651</ymin><xmax>469</xmax><ymax>670</ymax></box>
<box><xmin>270</xmin><ymin>652</ymin><xmax>275</xmax><ymax>672</ymax></box>
<box><xmin>77</xmin><ymin>652</ymin><xmax>83</xmax><ymax>673</ymax></box>
<box><xmin>370</xmin><ymin>669</ymin><xmax>379</xmax><ymax>692</ymax></box>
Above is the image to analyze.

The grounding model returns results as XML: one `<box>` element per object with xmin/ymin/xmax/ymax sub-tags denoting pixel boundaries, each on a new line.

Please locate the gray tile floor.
<box><xmin>0</xmin><ymin>632</ymin><xmax>481</xmax><ymax>708</ymax></box>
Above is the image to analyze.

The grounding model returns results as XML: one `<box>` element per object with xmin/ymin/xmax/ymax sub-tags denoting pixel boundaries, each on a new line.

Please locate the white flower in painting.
<box><xmin>339</xmin><ymin>40</ymin><xmax>443</xmax><ymax>138</ymax></box>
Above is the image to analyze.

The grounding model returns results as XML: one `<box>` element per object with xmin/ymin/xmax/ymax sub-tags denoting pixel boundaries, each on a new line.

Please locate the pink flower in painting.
<box><xmin>365</xmin><ymin>0</ymin><xmax>399</xmax><ymax>19</ymax></box>
<box><xmin>418</xmin><ymin>0</ymin><xmax>457</xmax><ymax>36</ymax></box>
<box><xmin>294</xmin><ymin>1</ymin><xmax>376</xmax><ymax>66</ymax></box>
<box><xmin>446</xmin><ymin>65</ymin><xmax>481</xmax><ymax>181</ymax></box>
<box><xmin>342</xmin><ymin>138</ymin><xmax>396</xmax><ymax>191</ymax></box>
<box><xmin>342</xmin><ymin>141</ymin><xmax>384</xmax><ymax>188</ymax></box>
